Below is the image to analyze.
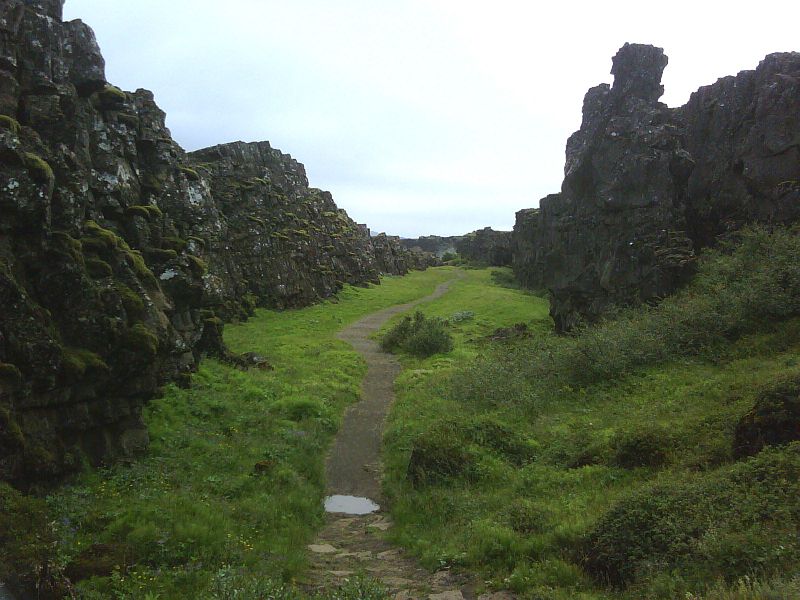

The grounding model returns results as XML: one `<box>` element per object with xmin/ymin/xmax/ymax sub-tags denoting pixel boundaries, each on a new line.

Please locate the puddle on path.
<box><xmin>324</xmin><ymin>494</ymin><xmax>380</xmax><ymax>515</ymax></box>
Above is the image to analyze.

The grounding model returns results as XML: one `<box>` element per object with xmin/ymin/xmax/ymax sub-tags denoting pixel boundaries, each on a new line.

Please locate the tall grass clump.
<box><xmin>579</xmin><ymin>443</ymin><xmax>800</xmax><ymax>587</ymax></box>
<box><xmin>566</xmin><ymin>225</ymin><xmax>800</xmax><ymax>382</ymax></box>
<box><xmin>380</xmin><ymin>310</ymin><xmax>454</xmax><ymax>357</ymax></box>
<box><xmin>452</xmin><ymin>226</ymin><xmax>800</xmax><ymax>406</ymax></box>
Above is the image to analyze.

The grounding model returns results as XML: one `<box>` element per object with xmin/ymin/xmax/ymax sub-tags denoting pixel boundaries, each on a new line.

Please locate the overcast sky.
<box><xmin>63</xmin><ymin>1</ymin><xmax>798</xmax><ymax>237</ymax></box>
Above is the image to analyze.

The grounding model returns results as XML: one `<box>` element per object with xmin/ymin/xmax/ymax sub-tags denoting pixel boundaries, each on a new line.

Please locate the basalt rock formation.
<box><xmin>371</xmin><ymin>232</ymin><xmax>439</xmax><ymax>274</ymax></box>
<box><xmin>455</xmin><ymin>227</ymin><xmax>512</xmax><ymax>266</ymax></box>
<box><xmin>513</xmin><ymin>43</ymin><xmax>800</xmax><ymax>330</ymax></box>
<box><xmin>0</xmin><ymin>1</ymin><xmax>424</xmax><ymax>484</ymax></box>
<box><xmin>400</xmin><ymin>235</ymin><xmax>461</xmax><ymax>258</ymax></box>
<box><xmin>186</xmin><ymin>141</ymin><xmax>383</xmax><ymax>315</ymax></box>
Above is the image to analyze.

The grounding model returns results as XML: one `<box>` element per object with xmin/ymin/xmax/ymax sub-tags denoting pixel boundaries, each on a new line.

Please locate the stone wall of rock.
<box><xmin>455</xmin><ymin>227</ymin><xmax>513</xmax><ymax>266</ymax></box>
<box><xmin>400</xmin><ymin>235</ymin><xmax>461</xmax><ymax>258</ymax></box>
<box><xmin>513</xmin><ymin>44</ymin><xmax>800</xmax><ymax>330</ymax></box>
<box><xmin>0</xmin><ymin>1</ymin><xmax>425</xmax><ymax>484</ymax></box>
<box><xmin>187</xmin><ymin>141</ymin><xmax>384</xmax><ymax>314</ymax></box>
<box><xmin>511</xmin><ymin>207</ymin><xmax>542</xmax><ymax>289</ymax></box>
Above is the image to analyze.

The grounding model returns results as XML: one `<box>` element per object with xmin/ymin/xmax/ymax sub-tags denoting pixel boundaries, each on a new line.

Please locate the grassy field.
<box><xmin>380</xmin><ymin>230</ymin><xmax>800</xmax><ymax>599</ymax></box>
<box><xmin>45</xmin><ymin>268</ymin><xmax>456</xmax><ymax>599</ymax></box>
<box><xmin>20</xmin><ymin>227</ymin><xmax>800</xmax><ymax>599</ymax></box>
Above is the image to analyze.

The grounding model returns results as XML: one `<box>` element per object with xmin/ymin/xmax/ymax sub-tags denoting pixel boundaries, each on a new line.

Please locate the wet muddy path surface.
<box><xmin>306</xmin><ymin>277</ymin><xmax>512</xmax><ymax>599</ymax></box>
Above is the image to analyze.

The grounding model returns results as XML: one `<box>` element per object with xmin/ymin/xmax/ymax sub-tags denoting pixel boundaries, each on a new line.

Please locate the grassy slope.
<box><xmin>47</xmin><ymin>268</ymin><xmax>455</xmax><ymax>599</ymax></box>
<box><xmin>381</xmin><ymin>259</ymin><xmax>800</xmax><ymax>599</ymax></box>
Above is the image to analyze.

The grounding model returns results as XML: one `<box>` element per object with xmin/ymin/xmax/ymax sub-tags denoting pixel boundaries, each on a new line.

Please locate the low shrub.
<box><xmin>449</xmin><ymin>226</ymin><xmax>800</xmax><ymax>407</ymax></box>
<box><xmin>406</xmin><ymin>416</ymin><xmax>535</xmax><ymax>486</ymax></box>
<box><xmin>685</xmin><ymin>575</ymin><xmax>800</xmax><ymax>599</ymax></box>
<box><xmin>579</xmin><ymin>443</ymin><xmax>800</xmax><ymax>587</ymax></box>
<box><xmin>563</xmin><ymin>226</ymin><xmax>800</xmax><ymax>385</ymax></box>
<box><xmin>406</xmin><ymin>422</ymin><xmax>478</xmax><ymax>485</ymax></box>
<box><xmin>733</xmin><ymin>372</ymin><xmax>800</xmax><ymax>458</ymax></box>
<box><xmin>610</xmin><ymin>424</ymin><xmax>674</xmax><ymax>468</ymax></box>
<box><xmin>380</xmin><ymin>311</ymin><xmax>453</xmax><ymax>357</ymax></box>
<box><xmin>0</xmin><ymin>483</ymin><xmax>60</xmax><ymax>593</ymax></box>
<box><xmin>448</xmin><ymin>310</ymin><xmax>475</xmax><ymax>323</ymax></box>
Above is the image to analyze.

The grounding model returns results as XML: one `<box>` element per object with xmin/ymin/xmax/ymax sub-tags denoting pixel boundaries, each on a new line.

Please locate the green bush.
<box><xmin>610</xmin><ymin>424</ymin><xmax>674</xmax><ymax>468</ymax></box>
<box><xmin>733</xmin><ymin>372</ymin><xmax>800</xmax><ymax>458</ymax></box>
<box><xmin>563</xmin><ymin>226</ymin><xmax>800</xmax><ymax>385</ymax></box>
<box><xmin>405</xmin><ymin>416</ymin><xmax>534</xmax><ymax>486</ymax></box>
<box><xmin>380</xmin><ymin>311</ymin><xmax>453</xmax><ymax>357</ymax></box>
<box><xmin>0</xmin><ymin>483</ymin><xmax>60</xmax><ymax>591</ymax></box>
<box><xmin>450</xmin><ymin>226</ymin><xmax>800</xmax><ymax>407</ymax></box>
<box><xmin>579</xmin><ymin>443</ymin><xmax>800</xmax><ymax>587</ymax></box>
<box><xmin>406</xmin><ymin>422</ymin><xmax>478</xmax><ymax>485</ymax></box>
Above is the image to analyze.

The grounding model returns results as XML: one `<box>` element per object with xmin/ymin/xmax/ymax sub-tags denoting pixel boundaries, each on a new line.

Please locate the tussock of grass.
<box><xmin>380</xmin><ymin>310</ymin><xmax>453</xmax><ymax>357</ymax></box>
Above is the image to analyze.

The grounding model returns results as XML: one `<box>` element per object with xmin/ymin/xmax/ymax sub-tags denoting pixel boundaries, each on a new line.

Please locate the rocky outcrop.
<box><xmin>370</xmin><ymin>233</ymin><xmax>440</xmax><ymax>273</ymax></box>
<box><xmin>678</xmin><ymin>52</ymin><xmax>800</xmax><ymax>246</ymax></box>
<box><xmin>513</xmin><ymin>44</ymin><xmax>800</xmax><ymax>330</ymax></box>
<box><xmin>0</xmin><ymin>1</ymin><xmax>425</xmax><ymax>484</ymax></box>
<box><xmin>455</xmin><ymin>227</ymin><xmax>512</xmax><ymax>266</ymax></box>
<box><xmin>511</xmin><ymin>208</ymin><xmax>541</xmax><ymax>289</ymax></box>
<box><xmin>400</xmin><ymin>235</ymin><xmax>461</xmax><ymax>258</ymax></box>
<box><xmin>186</xmin><ymin>141</ymin><xmax>383</xmax><ymax>314</ymax></box>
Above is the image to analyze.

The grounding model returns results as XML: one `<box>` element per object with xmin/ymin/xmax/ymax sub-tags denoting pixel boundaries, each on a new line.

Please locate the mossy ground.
<box><xmin>44</xmin><ymin>268</ymin><xmax>455</xmax><ymax>598</ymax></box>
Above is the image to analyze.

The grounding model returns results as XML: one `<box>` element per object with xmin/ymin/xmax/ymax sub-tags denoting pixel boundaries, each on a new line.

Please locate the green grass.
<box><xmin>23</xmin><ymin>226</ymin><xmax>800</xmax><ymax>599</ymax></box>
<box><xmin>44</xmin><ymin>268</ymin><xmax>455</xmax><ymax>598</ymax></box>
<box><xmin>380</xmin><ymin>229</ymin><xmax>800</xmax><ymax>599</ymax></box>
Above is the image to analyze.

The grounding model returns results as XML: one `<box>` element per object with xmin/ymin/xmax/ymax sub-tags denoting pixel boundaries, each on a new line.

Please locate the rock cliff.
<box><xmin>0</xmin><ymin>0</ymin><xmax>425</xmax><ymax>484</ymax></box>
<box><xmin>513</xmin><ymin>43</ymin><xmax>800</xmax><ymax>330</ymax></box>
<box><xmin>455</xmin><ymin>227</ymin><xmax>512</xmax><ymax>266</ymax></box>
<box><xmin>400</xmin><ymin>235</ymin><xmax>461</xmax><ymax>258</ymax></box>
<box><xmin>371</xmin><ymin>232</ymin><xmax>439</xmax><ymax>274</ymax></box>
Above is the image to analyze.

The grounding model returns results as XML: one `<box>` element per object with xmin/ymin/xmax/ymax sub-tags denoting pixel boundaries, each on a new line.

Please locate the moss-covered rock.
<box><xmin>143</xmin><ymin>247</ymin><xmax>178</xmax><ymax>263</ymax></box>
<box><xmin>22</xmin><ymin>152</ymin><xmax>54</xmax><ymax>183</ymax></box>
<box><xmin>733</xmin><ymin>374</ymin><xmax>800</xmax><ymax>458</ymax></box>
<box><xmin>0</xmin><ymin>362</ymin><xmax>22</xmax><ymax>385</ymax></box>
<box><xmin>125</xmin><ymin>204</ymin><xmax>162</xmax><ymax>220</ymax></box>
<box><xmin>186</xmin><ymin>254</ymin><xmax>208</xmax><ymax>277</ymax></box>
<box><xmin>60</xmin><ymin>347</ymin><xmax>109</xmax><ymax>380</ymax></box>
<box><xmin>85</xmin><ymin>257</ymin><xmax>113</xmax><ymax>278</ymax></box>
<box><xmin>0</xmin><ymin>115</ymin><xmax>21</xmax><ymax>134</ymax></box>
<box><xmin>179</xmin><ymin>165</ymin><xmax>200</xmax><ymax>181</ymax></box>
<box><xmin>120</xmin><ymin>323</ymin><xmax>159</xmax><ymax>359</ymax></box>
<box><xmin>82</xmin><ymin>220</ymin><xmax>120</xmax><ymax>253</ymax></box>
<box><xmin>97</xmin><ymin>84</ymin><xmax>127</xmax><ymax>108</ymax></box>
<box><xmin>112</xmin><ymin>282</ymin><xmax>146</xmax><ymax>323</ymax></box>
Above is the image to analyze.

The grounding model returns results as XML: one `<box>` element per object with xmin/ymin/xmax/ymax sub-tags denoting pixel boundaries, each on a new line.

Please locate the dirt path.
<box><xmin>306</xmin><ymin>277</ymin><xmax>512</xmax><ymax>599</ymax></box>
